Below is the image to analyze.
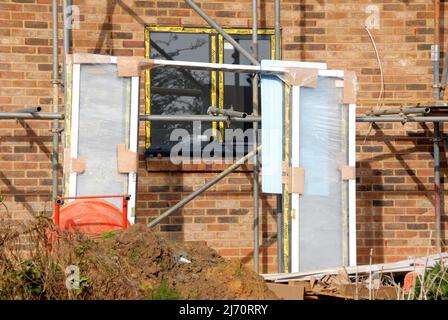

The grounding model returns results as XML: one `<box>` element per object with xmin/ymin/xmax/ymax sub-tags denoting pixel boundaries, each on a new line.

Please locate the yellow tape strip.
<box><xmin>211</xmin><ymin>35</ymin><xmax>217</xmax><ymax>139</ymax></box>
<box><xmin>145</xmin><ymin>26</ymin><xmax>275</xmax><ymax>35</ymax></box>
<box><xmin>225</xmin><ymin>28</ymin><xmax>275</xmax><ymax>35</ymax></box>
<box><xmin>145</xmin><ymin>28</ymin><xmax>151</xmax><ymax>149</ymax></box>
<box><xmin>283</xmin><ymin>84</ymin><xmax>290</xmax><ymax>272</ymax></box>
<box><xmin>146</xmin><ymin>26</ymin><xmax>217</xmax><ymax>34</ymax></box>
<box><xmin>218</xmin><ymin>35</ymin><xmax>225</xmax><ymax>141</ymax></box>
<box><xmin>271</xmin><ymin>35</ymin><xmax>276</xmax><ymax>61</ymax></box>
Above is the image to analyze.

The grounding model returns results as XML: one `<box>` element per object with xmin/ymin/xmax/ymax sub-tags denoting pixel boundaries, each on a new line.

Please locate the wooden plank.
<box><xmin>288</xmin><ymin>280</ymin><xmax>311</xmax><ymax>292</ymax></box>
<box><xmin>339</xmin><ymin>284</ymin><xmax>397</xmax><ymax>300</ymax></box>
<box><xmin>266</xmin><ymin>283</ymin><xmax>305</xmax><ymax>300</ymax></box>
<box><xmin>306</xmin><ymin>285</ymin><xmax>397</xmax><ymax>300</ymax></box>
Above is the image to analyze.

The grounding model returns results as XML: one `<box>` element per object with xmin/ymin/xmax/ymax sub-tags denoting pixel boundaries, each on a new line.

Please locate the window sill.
<box><xmin>145</xmin><ymin>158</ymin><xmax>254</xmax><ymax>172</ymax></box>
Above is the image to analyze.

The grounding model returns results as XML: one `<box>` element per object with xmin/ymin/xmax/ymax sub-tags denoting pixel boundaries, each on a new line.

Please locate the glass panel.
<box><xmin>298</xmin><ymin>76</ymin><xmax>347</xmax><ymax>271</ymax></box>
<box><xmin>77</xmin><ymin>64</ymin><xmax>130</xmax><ymax>209</ymax></box>
<box><xmin>260</xmin><ymin>60</ymin><xmax>285</xmax><ymax>195</ymax></box>
<box><xmin>149</xmin><ymin>32</ymin><xmax>211</xmax><ymax>152</ymax></box>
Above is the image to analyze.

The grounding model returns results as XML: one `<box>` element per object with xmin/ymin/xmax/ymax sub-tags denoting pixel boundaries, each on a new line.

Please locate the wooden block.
<box><xmin>282</xmin><ymin>162</ymin><xmax>305</xmax><ymax>194</ymax></box>
<box><xmin>63</xmin><ymin>148</ymin><xmax>85</xmax><ymax>174</ymax></box>
<box><xmin>340</xmin><ymin>165</ymin><xmax>356</xmax><ymax>180</ymax></box>
<box><xmin>116</xmin><ymin>56</ymin><xmax>154</xmax><ymax>77</ymax></box>
<box><xmin>344</xmin><ymin>71</ymin><xmax>357</xmax><ymax>104</ymax></box>
<box><xmin>117</xmin><ymin>144</ymin><xmax>138</xmax><ymax>173</ymax></box>
<box><xmin>266</xmin><ymin>283</ymin><xmax>305</xmax><ymax>300</ymax></box>
<box><xmin>288</xmin><ymin>281</ymin><xmax>311</xmax><ymax>292</ymax></box>
<box><xmin>340</xmin><ymin>284</ymin><xmax>397</xmax><ymax>300</ymax></box>
<box><xmin>284</xmin><ymin>67</ymin><xmax>319</xmax><ymax>88</ymax></box>
<box><xmin>73</xmin><ymin>53</ymin><xmax>112</xmax><ymax>64</ymax></box>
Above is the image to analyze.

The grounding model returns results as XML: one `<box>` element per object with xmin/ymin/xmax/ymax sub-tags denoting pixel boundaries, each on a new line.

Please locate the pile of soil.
<box><xmin>0</xmin><ymin>220</ymin><xmax>277</xmax><ymax>300</ymax></box>
<box><xmin>98</xmin><ymin>224</ymin><xmax>276</xmax><ymax>299</ymax></box>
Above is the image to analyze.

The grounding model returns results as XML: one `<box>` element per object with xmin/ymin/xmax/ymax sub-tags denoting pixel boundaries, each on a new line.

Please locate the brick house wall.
<box><xmin>0</xmin><ymin>0</ymin><xmax>447</xmax><ymax>273</ymax></box>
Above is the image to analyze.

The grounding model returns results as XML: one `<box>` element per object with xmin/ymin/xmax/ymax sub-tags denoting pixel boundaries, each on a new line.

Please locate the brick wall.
<box><xmin>1</xmin><ymin>0</ymin><xmax>447</xmax><ymax>272</ymax></box>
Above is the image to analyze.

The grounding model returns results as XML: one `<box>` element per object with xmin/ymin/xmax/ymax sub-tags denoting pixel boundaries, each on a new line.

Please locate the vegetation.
<box><xmin>146</xmin><ymin>279</ymin><xmax>180</xmax><ymax>300</ymax></box>
<box><xmin>100</xmin><ymin>231</ymin><xmax>116</xmax><ymax>239</ymax></box>
<box><xmin>412</xmin><ymin>261</ymin><xmax>448</xmax><ymax>300</ymax></box>
<box><xmin>234</xmin><ymin>259</ymin><xmax>243</xmax><ymax>277</ymax></box>
<box><xmin>0</xmin><ymin>218</ymin><xmax>143</xmax><ymax>299</ymax></box>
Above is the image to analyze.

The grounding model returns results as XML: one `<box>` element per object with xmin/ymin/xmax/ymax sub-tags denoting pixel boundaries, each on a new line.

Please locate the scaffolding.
<box><xmin>0</xmin><ymin>0</ymin><xmax>447</xmax><ymax>274</ymax></box>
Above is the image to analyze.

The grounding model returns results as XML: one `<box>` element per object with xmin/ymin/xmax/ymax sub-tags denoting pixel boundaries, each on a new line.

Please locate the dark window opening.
<box><xmin>145</xmin><ymin>28</ymin><xmax>274</xmax><ymax>159</ymax></box>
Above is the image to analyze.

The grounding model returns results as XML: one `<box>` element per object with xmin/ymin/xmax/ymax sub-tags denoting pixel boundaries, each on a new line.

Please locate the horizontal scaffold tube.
<box><xmin>0</xmin><ymin>112</ymin><xmax>64</xmax><ymax>120</ymax></box>
<box><xmin>369</xmin><ymin>107</ymin><xmax>430</xmax><ymax>116</ymax></box>
<box><xmin>15</xmin><ymin>106</ymin><xmax>42</xmax><ymax>113</ymax></box>
<box><xmin>7</xmin><ymin>114</ymin><xmax>448</xmax><ymax>124</ymax></box>
<box><xmin>0</xmin><ymin>113</ymin><xmax>260</xmax><ymax>122</ymax></box>
<box><xmin>357</xmin><ymin>116</ymin><xmax>448</xmax><ymax>122</ymax></box>
<box><xmin>139</xmin><ymin>114</ymin><xmax>261</xmax><ymax>122</ymax></box>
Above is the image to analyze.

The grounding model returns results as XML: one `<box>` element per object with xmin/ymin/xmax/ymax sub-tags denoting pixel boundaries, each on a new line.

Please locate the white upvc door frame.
<box><xmin>127</xmin><ymin>76</ymin><xmax>140</xmax><ymax>224</ymax></box>
<box><xmin>289</xmin><ymin>69</ymin><xmax>357</xmax><ymax>272</ymax></box>
<box><xmin>348</xmin><ymin>101</ymin><xmax>357</xmax><ymax>266</ymax></box>
<box><xmin>67</xmin><ymin>63</ymin><xmax>139</xmax><ymax>225</ymax></box>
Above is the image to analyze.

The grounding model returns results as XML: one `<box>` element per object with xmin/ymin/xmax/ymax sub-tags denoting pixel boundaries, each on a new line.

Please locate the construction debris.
<box><xmin>265</xmin><ymin>283</ymin><xmax>305</xmax><ymax>300</ymax></box>
<box><xmin>263</xmin><ymin>253</ymin><xmax>448</xmax><ymax>300</ymax></box>
<box><xmin>263</xmin><ymin>253</ymin><xmax>448</xmax><ymax>283</ymax></box>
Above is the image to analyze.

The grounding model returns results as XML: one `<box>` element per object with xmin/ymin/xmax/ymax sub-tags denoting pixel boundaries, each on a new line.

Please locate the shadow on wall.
<box><xmin>94</xmin><ymin>0</ymin><xmax>118</xmax><ymax>55</ymax></box>
<box><xmin>92</xmin><ymin>0</ymin><xmax>148</xmax><ymax>54</ymax></box>
<box><xmin>0</xmin><ymin>121</ymin><xmax>58</xmax><ymax>219</ymax></box>
<box><xmin>240</xmin><ymin>168</ymin><xmax>277</xmax><ymax>274</ymax></box>
<box><xmin>357</xmin><ymin>122</ymin><xmax>447</xmax><ymax>264</ymax></box>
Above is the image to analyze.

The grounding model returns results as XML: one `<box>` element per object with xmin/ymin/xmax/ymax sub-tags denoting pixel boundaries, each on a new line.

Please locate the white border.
<box><xmin>127</xmin><ymin>76</ymin><xmax>139</xmax><ymax>225</ymax></box>
<box><xmin>290</xmin><ymin>85</ymin><xmax>301</xmax><ymax>273</ymax></box>
<box><xmin>68</xmin><ymin>63</ymin><xmax>81</xmax><ymax>200</ymax></box>
<box><xmin>348</xmin><ymin>102</ymin><xmax>357</xmax><ymax>266</ymax></box>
